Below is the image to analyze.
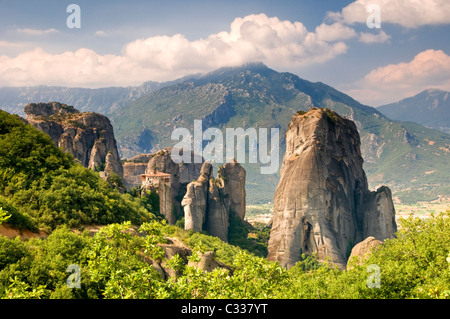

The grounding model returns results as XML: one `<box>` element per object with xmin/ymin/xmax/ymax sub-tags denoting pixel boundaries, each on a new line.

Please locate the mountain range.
<box><xmin>1</xmin><ymin>63</ymin><xmax>449</xmax><ymax>204</ymax></box>
<box><xmin>377</xmin><ymin>89</ymin><xmax>450</xmax><ymax>134</ymax></box>
<box><xmin>0</xmin><ymin>75</ymin><xmax>200</xmax><ymax>117</ymax></box>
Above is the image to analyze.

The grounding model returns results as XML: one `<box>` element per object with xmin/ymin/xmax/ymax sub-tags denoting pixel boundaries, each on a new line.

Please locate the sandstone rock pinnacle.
<box><xmin>182</xmin><ymin>161</ymin><xmax>247</xmax><ymax>242</ymax></box>
<box><xmin>267</xmin><ymin>108</ymin><xmax>397</xmax><ymax>269</ymax></box>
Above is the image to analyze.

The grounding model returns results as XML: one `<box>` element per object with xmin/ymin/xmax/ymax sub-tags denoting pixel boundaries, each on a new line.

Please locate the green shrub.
<box><xmin>0</xmin><ymin>211</ymin><xmax>448</xmax><ymax>299</ymax></box>
<box><xmin>0</xmin><ymin>197</ymin><xmax>37</xmax><ymax>231</ymax></box>
<box><xmin>0</xmin><ymin>236</ymin><xmax>30</xmax><ymax>271</ymax></box>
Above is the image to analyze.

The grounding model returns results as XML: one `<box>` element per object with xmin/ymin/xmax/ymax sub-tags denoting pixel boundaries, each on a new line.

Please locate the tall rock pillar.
<box><xmin>182</xmin><ymin>161</ymin><xmax>247</xmax><ymax>242</ymax></box>
<box><xmin>267</xmin><ymin>108</ymin><xmax>396</xmax><ymax>269</ymax></box>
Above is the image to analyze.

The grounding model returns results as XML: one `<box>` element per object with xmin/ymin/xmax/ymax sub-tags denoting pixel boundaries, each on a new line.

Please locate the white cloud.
<box><xmin>123</xmin><ymin>14</ymin><xmax>349</xmax><ymax>71</ymax></box>
<box><xmin>345</xmin><ymin>49</ymin><xmax>450</xmax><ymax>106</ymax></box>
<box><xmin>0</xmin><ymin>14</ymin><xmax>351</xmax><ymax>87</ymax></box>
<box><xmin>328</xmin><ymin>0</ymin><xmax>450</xmax><ymax>28</ymax></box>
<box><xmin>0</xmin><ymin>48</ymin><xmax>144</xmax><ymax>87</ymax></box>
<box><xmin>16</xmin><ymin>28</ymin><xmax>59</xmax><ymax>36</ymax></box>
<box><xmin>358</xmin><ymin>30</ymin><xmax>391</xmax><ymax>43</ymax></box>
<box><xmin>314</xmin><ymin>22</ymin><xmax>357</xmax><ymax>42</ymax></box>
<box><xmin>0</xmin><ymin>41</ymin><xmax>36</xmax><ymax>59</ymax></box>
<box><xmin>365</xmin><ymin>49</ymin><xmax>450</xmax><ymax>85</ymax></box>
<box><xmin>95</xmin><ymin>30</ymin><xmax>106</xmax><ymax>36</ymax></box>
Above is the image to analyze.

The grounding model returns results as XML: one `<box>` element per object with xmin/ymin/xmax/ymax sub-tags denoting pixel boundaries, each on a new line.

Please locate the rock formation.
<box><xmin>24</xmin><ymin>102</ymin><xmax>123</xmax><ymax>179</ymax></box>
<box><xmin>205</xmin><ymin>177</ymin><xmax>230</xmax><ymax>241</ymax></box>
<box><xmin>363</xmin><ymin>186</ymin><xmax>397</xmax><ymax>241</ymax></box>
<box><xmin>156</xmin><ymin>237</ymin><xmax>192</xmax><ymax>279</ymax></box>
<box><xmin>122</xmin><ymin>154</ymin><xmax>154</xmax><ymax>190</ymax></box>
<box><xmin>347</xmin><ymin>236</ymin><xmax>383</xmax><ymax>268</ymax></box>
<box><xmin>24</xmin><ymin>101</ymin><xmax>77</xmax><ymax>119</ymax></box>
<box><xmin>187</xmin><ymin>251</ymin><xmax>232</xmax><ymax>274</ymax></box>
<box><xmin>144</xmin><ymin>238</ymin><xmax>230</xmax><ymax>280</ymax></box>
<box><xmin>182</xmin><ymin>162</ymin><xmax>212</xmax><ymax>232</ymax></box>
<box><xmin>141</xmin><ymin>170</ymin><xmax>175</xmax><ymax>224</ymax></box>
<box><xmin>217</xmin><ymin>162</ymin><xmax>246</xmax><ymax>220</ymax></box>
<box><xmin>120</xmin><ymin>148</ymin><xmax>204</xmax><ymax>225</ymax></box>
<box><xmin>182</xmin><ymin>160</ymin><xmax>246</xmax><ymax>242</ymax></box>
<box><xmin>145</xmin><ymin>148</ymin><xmax>204</xmax><ymax>220</ymax></box>
<box><xmin>267</xmin><ymin>108</ymin><xmax>397</xmax><ymax>269</ymax></box>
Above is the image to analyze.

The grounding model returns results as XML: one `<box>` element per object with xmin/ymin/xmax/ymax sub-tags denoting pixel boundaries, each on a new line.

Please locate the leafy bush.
<box><xmin>0</xmin><ymin>206</ymin><xmax>10</xmax><ymax>227</ymax></box>
<box><xmin>0</xmin><ymin>236</ymin><xmax>29</xmax><ymax>271</ymax></box>
<box><xmin>0</xmin><ymin>197</ymin><xmax>37</xmax><ymax>231</ymax></box>
<box><xmin>87</xmin><ymin>222</ymin><xmax>165</xmax><ymax>299</ymax></box>
<box><xmin>184</xmin><ymin>231</ymin><xmax>242</xmax><ymax>266</ymax></box>
<box><xmin>0</xmin><ymin>212</ymin><xmax>448</xmax><ymax>299</ymax></box>
<box><xmin>351</xmin><ymin>212</ymin><xmax>450</xmax><ymax>299</ymax></box>
<box><xmin>284</xmin><ymin>212</ymin><xmax>450</xmax><ymax>299</ymax></box>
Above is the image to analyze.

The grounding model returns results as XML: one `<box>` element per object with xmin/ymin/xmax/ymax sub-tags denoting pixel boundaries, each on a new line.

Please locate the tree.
<box><xmin>0</xmin><ymin>207</ymin><xmax>10</xmax><ymax>226</ymax></box>
<box><xmin>86</xmin><ymin>222</ymin><xmax>166</xmax><ymax>298</ymax></box>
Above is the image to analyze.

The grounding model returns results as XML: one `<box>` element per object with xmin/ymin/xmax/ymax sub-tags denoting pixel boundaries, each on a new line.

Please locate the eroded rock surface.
<box><xmin>267</xmin><ymin>108</ymin><xmax>397</xmax><ymax>269</ymax></box>
<box><xmin>182</xmin><ymin>161</ymin><xmax>246</xmax><ymax>242</ymax></box>
<box><xmin>182</xmin><ymin>162</ymin><xmax>212</xmax><ymax>232</ymax></box>
<box><xmin>347</xmin><ymin>236</ymin><xmax>383</xmax><ymax>268</ymax></box>
<box><xmin>146</xmin><ymin>148</ymin><xmax>204</xmax><ymax>220</ymax></box>
<box><xmin>122</xmin><ymin>155</ymin><xmax>150</xmax><ymax>190</ymax></box>
<box><xmin>24</xmin><ymin>102</ymin><xmax>123</xmax><ymax>179</ymax></box>
<box><xmin>217</xmin><ymin>162</ymin><xmax>246</xmax><ymax>220</ymax></box>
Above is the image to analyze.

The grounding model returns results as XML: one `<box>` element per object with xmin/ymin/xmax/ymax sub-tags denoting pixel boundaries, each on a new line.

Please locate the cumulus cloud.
<box><xmin>365</xmin><ymin>49</ymin><xmax>450</xmax><ymax>86</ymax></box>
<box><xmin>123</xmin><ymin>14</ymin><xmax>350</xmax><ymax>71</ymax></box>
<box><xmin>314</xmin><ymin>22</ymin><xmax>357</xmax><ymax>42</ymax></box>
<box><xmin>358</xmin><ymin>30</ymin><xmax>391</xmax><ymax>43</ymax></box>
<box><xmin>345</xmin><ymin>49</ymin><xmax>450</xmax><ymax>106</ymax></box>
<box><xmin>328</xmin><ymin>0</ymin><xmax>450</xmax><ymax>28</ymax></box>
<box><xmin>0</xmin><ymin>14</ymin><xmax>350</xmax><ymax>87</ymax></box>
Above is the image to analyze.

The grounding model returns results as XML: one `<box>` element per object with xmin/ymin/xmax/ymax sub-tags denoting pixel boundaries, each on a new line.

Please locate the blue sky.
<box><xmin>0</xmin><ymin>0</ymin><xmax>449</xmax><ymax>106</ymax></box>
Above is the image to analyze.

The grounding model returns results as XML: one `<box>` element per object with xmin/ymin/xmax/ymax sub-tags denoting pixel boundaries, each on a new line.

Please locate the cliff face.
<box><xmin>182</xmin><ymin>162</ymin><xmax>212</xmax><ymax>232</ymax></box>
<box><xmin>182</xmin><ymin>161</ymin><xmax>246</xmax><ymax>242</ymax></box>
<box><xmin>217</xmin><ymin>162</ymin><xmax>246</xmax><ymax>220</ymax></box>
<box><xmin>267</xmin><ymin>108</ymin><xmax>396</xmax><ymax>269</ymax></box>
<box><xmin>144</xmin><ymin>148</ymin><xmax>204</xmax><ymax>223</ymax></box>
<box><xmin>24</xmin><ymin>102</ymin><xmax>123</xmax><ymax>179</ymax></box>
<box><xmin>146</xmin><ymin>148</ymin><xmax>203</xmax><ymax>197</ymax></box>
<box><xmin>122</xmin><ymin>154</ymin><xmax>154</xmax><ymax>190</ymax></box>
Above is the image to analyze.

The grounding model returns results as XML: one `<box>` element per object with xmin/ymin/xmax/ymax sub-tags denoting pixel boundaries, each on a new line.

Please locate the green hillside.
<box><xmin>112</xmin><ymin>63</ymin><xmax>450</xmax><ymax>204</ymax></box>
<box><xmin>0</xmin><ymin>110</ymin><xmax>154</xmax><ymax>233</ymax></box>
<box><xmin>1</xmin><ymin>209</ymin><xmax>448</xmax><ymax>299</ymax></box>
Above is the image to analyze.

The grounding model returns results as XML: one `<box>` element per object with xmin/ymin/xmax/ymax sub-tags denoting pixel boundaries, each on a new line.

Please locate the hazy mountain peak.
<box><xmin>208</xmin><ymin>62</ymin><xmax>269</xmax><ymax>74</ymax></box>
<box><xmin>424</xmin><ymin>88</ymin><xmax>447</xmax><ymax>95</ymax></box>
<box><xmin>377</xmin><ymin>88</ymin><xmax>450</xmax><ymax>134</ymax></box>
<box><xmin>194</xmin><ymin>62</ymin><xmax>273</xmax><ymax>83</ymax></box>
